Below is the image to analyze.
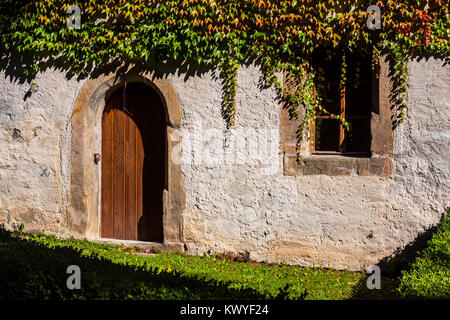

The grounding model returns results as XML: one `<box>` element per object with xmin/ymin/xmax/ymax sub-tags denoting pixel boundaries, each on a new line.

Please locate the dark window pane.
<box><xmin>346</xmin><ymin>82</ymin><xmax>372</xmax><ymax>116</ymax></box>
<box><xmin>312</xmin><ymin>48</ymin><xmax>341</xmax><ymax>83</ymax></box>
<box><xmin>314</xmin><ymin>118</ymin><xmax>339</xmax><ymax>152</ymax></box>
<box><xmin>316</xmin><ymin>82</ymin><xmax>340</xmax><ymax>115</ymax></box>
<box><xmin>347</xmin><ymin>52</ymin><xmax>372</xmax><ymax>83</ymax></box>
<box><xmin>343</xmin><ymin>119</ymin><xmax>371</xmax><ymax>153</ymax></box>
<box><xmin>346</xmin><ymin>51</ymin><xmax>373</xmax><ymax>117</ymax></box>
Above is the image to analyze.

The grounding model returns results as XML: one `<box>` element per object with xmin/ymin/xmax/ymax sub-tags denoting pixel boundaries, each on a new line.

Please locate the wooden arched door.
<box><xmin>101</xmin><ymin>83</ymin><xmax>166</xmax><ymax>241</ymax></box>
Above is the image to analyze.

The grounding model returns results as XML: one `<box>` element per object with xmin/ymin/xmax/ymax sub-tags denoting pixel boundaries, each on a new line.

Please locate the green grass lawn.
<box><xmin>398</xmin><ymin>210</ymin><xmax>450</xmax><ymax>299</ymax></box>
<box><xmin>0</xmin><ymin>228</ymin><xmax>399</xmax><ymax>300</ymax></box>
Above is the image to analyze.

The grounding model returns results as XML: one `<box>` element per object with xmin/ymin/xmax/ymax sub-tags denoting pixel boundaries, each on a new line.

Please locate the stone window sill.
<box><xmin>283</xmin><ymin>153</ymin><xmax>392</xmax><ymax>176</ymax></box>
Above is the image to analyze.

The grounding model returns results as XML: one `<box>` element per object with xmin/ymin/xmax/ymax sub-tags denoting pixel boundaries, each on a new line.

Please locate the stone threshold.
<box><xmin>94</xmin><ymin>238</ymin><xmax>185</xmax><ymax>253</ymax></box>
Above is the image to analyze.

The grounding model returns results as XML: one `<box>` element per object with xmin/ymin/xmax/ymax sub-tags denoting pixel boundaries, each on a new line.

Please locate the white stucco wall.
<box><xmin>0</xmin><ymin>58</ymin><xmax>448</xmax><ymax>270</ymax></box>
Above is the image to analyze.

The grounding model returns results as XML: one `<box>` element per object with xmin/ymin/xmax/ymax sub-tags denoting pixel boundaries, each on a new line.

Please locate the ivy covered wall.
<box><xmin>1</xmin><ymin>1</ymin><xmax>448</xmax><ymax>156</ymax></box>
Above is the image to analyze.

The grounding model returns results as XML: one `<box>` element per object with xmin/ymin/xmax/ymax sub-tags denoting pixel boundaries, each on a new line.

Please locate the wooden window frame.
<box><xmin>310</xmin><ymin>62</ymin><xmax>379</xmax><ymax>156</ymax></box>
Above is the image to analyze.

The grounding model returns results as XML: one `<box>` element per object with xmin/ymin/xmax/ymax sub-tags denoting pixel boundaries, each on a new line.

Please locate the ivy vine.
<box><xmin>0</xmin><ymin>0</ymin><xmax>448</xmax><ymax>156</ymax></box>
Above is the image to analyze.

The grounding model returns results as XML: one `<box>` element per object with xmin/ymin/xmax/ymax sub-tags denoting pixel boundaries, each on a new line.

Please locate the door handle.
<box><xmin>94</xmin><ymin>153</ymin><xmax>101</xmax><ymax>164</ymax></box>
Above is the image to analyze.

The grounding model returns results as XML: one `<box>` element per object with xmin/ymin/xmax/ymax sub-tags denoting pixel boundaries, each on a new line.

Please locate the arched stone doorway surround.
<box><xmin>68</xmin><ymin>72</ymin><xmax>184</xmax><ymax>249</ymax></box>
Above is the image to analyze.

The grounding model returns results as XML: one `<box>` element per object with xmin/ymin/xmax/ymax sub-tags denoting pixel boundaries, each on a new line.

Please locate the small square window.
<box><xmin>280</xmin><ymin>54</ymin><xmax>393</xmax><ymax>177</ymax></box>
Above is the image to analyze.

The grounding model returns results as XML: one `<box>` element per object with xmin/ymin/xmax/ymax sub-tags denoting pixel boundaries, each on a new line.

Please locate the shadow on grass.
<box><xmin>0</xmin><ymin>229</ymin><xmax>272</xmax><ymax>300</ymax></box>
<box><xmin>349</xmin><ymin>276</ymin><xmax>401</xmax><ymax>300</ymax></box>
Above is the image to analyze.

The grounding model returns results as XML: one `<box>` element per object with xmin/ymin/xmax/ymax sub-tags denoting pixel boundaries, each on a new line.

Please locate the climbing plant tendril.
<box><xmin>0</xmin><ymin>1</ymin><xmax>448</xmax><ymax>157</ymax></box>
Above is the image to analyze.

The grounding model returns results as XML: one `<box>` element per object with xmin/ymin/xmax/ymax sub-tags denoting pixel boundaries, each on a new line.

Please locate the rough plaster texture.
<box><xmin>0</xmin><ymin>58</ymin><xmax>448</xmax><ymax>271</ymax></box>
